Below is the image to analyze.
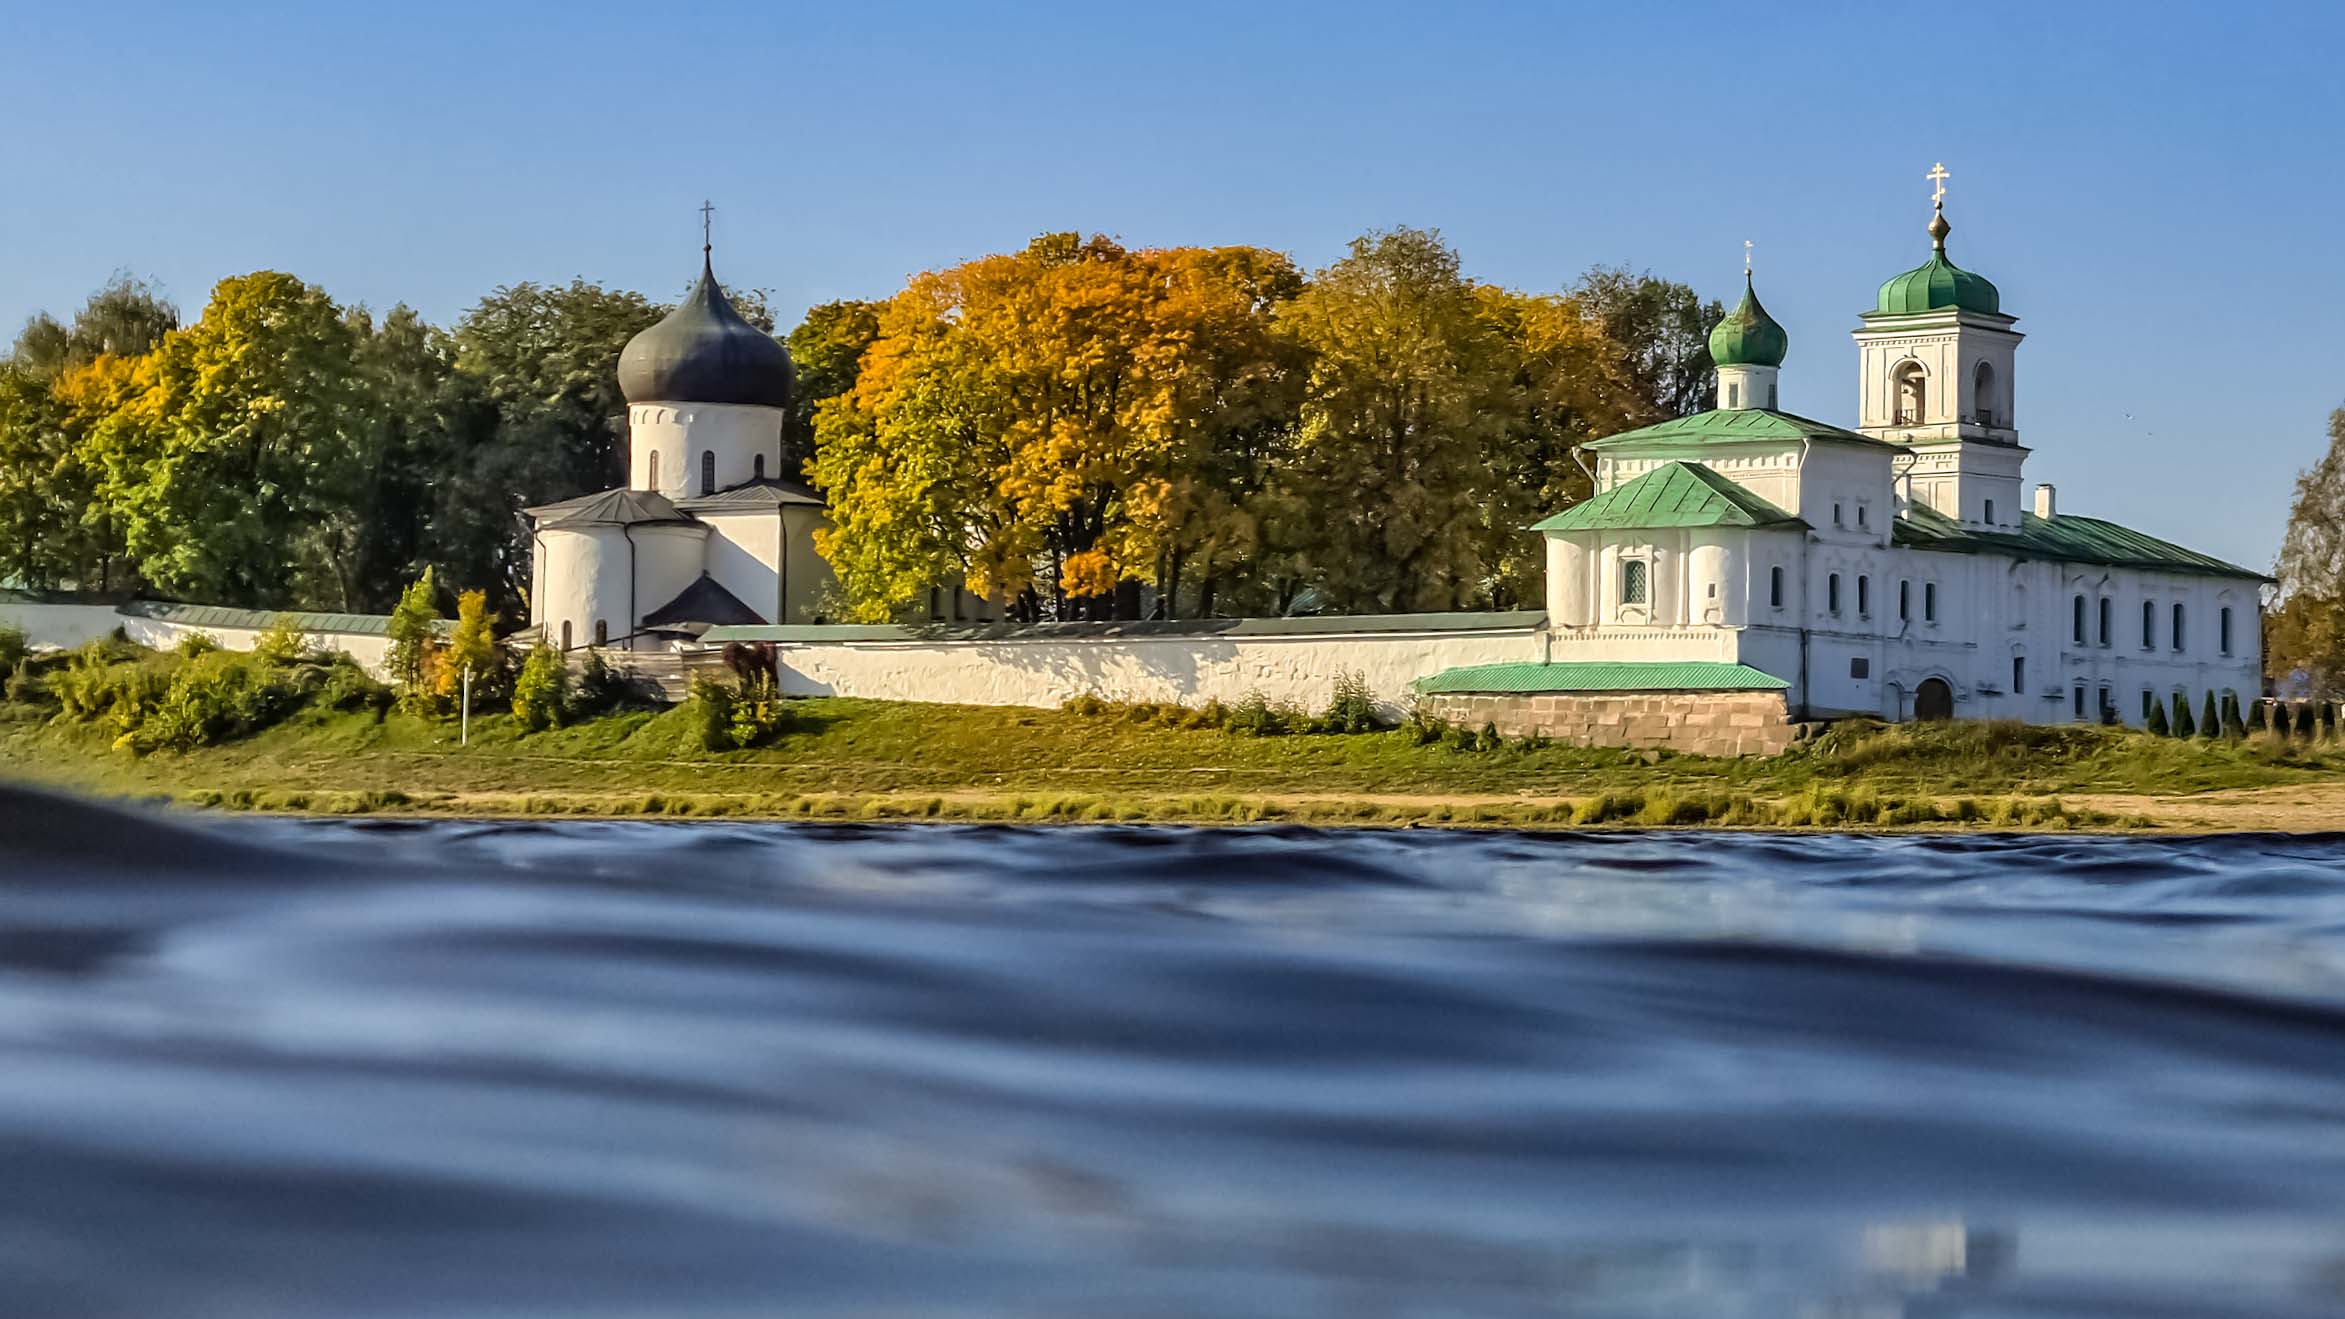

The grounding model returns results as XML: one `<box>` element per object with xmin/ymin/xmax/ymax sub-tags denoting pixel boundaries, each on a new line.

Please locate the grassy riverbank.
<box><xmin>10</xmin><ymin>679</ymin><xmax>2345</xmax><ymax>831</ymax></box>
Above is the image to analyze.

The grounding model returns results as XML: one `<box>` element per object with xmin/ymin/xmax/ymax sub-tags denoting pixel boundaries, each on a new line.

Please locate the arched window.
<box><xmin>2141</xmin><ymin>599</ymin><xmax>2156</xmax><ymax>650</ymax></box>
<box><xmin>2012</xmin><ymin>653</ymin><xmax>2026</xmax><ymax>695</ymax></box>
<box><xmin>2219</xmin><ymin>606</ymin><xmax>2233</xmax><ymax>656</ymax></box>
<box><xmin>1857</xmin><ymin>574</ymin><xmax>1871</xmax><ymax>617</ymax></box>
<box><xmin>1619</xmin><ymin>559</ymin><xmax>1648</xmax><ymax>606</ymax></box>
<box><xmin>593</xmin><ymin>619</ymin><xmax>608</xmax><ymax>646</ymax></box>
<box><xmin>2172</xmin><ymin>603</ymin><xmax>2186</xmax><ymax>652</ymax></box>
<box><xmin>1828</xmin><ymin>573</ymin><xmax>1842</xmax><ymax>615</ymax></box>
<box><xmin>1973</xmin><ymin>360</ymin><xmax>1997</xmax><ymax>425</ymax></box>
<box><xmin>646</xmin><ymin>450</ymin><xmax>660</xmax><ymax>492</ymax></box>
<box><xmin>2073</xmin><ymin>594</ymin><xmax>2087</xmax><ymax>643</ymax></box>
<box><xmin>700</xmin><ymin>450</ymin><xmax>716</xmax><ymax>496</ymax></box>
<box><xmin>1924</xmin><ymin>582</ymin><xmax>1937</xmax><ymax>622</ymax></box>
<box><xmin>1893</xmin><ymin>361</ymin><xmax>1927</xmax><ymax>425</ymax></box>
<box><xmin>2098</xmin><ymin>597</ymin><xmax>2112</xmax><ymax>647</ymax></box>
<box><xmin>559</xmin><ymin>621</ymin><xmax>572</xmax><ymax>651</ymax></box>
<box><xmin>753</xmin><ymin>453</ymin><xmax>766</xmax><ymax>480</ymax></box>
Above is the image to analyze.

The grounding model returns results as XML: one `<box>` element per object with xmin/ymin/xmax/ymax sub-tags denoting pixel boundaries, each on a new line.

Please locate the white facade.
<box><xmin>1539</xmin><ymin>238</ymin><xmax>2265</xmax><ymax>727</ymax></box>
<box><xmin>631</xmin><ymin>402</ymin><xmax>785</xmax><ymax>500</ymax></box>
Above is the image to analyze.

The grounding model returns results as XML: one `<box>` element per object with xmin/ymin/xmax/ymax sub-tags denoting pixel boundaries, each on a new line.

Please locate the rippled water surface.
<box><xmin>6</xmin><ymin>787</ymin><xmax>2345</xmax><ymax>1317</ymax></box>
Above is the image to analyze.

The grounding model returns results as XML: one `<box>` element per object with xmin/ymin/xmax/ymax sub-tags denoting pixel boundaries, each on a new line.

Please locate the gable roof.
<box><xmin>1532</xmin><ymin>461</ymin><xmax>1804</xmax><ymax>533</ymax></box>
<box><xmin>640</xmin><ymin>573</ymin><xmax>766</xmax><ymax>629</ymax></box>
<box><xmin>524</xmin><ymin>487</ymin><xmax>698</xmax><ymax>531</ymax></box>
<box><xmin>1582</xmin><ymin>407</ymin><xmax>1898</xmax><ymax>453</ymax></box>
<box><xmin>1893</xmin><ymin>504</ymin><xmax>2267</xmax><ymax>580</ymax></box>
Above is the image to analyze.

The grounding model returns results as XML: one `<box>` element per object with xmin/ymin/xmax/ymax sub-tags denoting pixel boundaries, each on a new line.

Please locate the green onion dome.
<box><xmin>1875</xmin><ymin>209</ymin><xmax>2001</xmax><ymax>316</ymax></box>
<box><xmin>1708</xmin><ymin>272</ymin><xmax>1788</xmax><ymax>368</ymax></box>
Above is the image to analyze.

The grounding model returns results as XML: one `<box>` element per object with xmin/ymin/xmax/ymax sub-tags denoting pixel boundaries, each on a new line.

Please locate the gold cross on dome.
<box><xmin>1927</xmin><ymin>162</ymin><xmax>1950</xmax><ymax>207</ymax></box>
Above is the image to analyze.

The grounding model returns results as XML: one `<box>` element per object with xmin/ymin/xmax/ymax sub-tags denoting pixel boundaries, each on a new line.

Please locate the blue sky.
<box><xmin>3</xmin><ymin>0</ymin><xmax>2336</xmax><ymax>570</ymax></box>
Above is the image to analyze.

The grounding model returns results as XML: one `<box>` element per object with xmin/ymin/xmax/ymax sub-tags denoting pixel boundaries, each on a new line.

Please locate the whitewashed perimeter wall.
<box><xmin>772</xmin><ymin>626</ymin><xmax>1547</xmax><ymax>714</ymax></box>
<box><xmin>0</xmin><ymin>602</ymin><xmax>394</xmax><ymax>677</ymax></box>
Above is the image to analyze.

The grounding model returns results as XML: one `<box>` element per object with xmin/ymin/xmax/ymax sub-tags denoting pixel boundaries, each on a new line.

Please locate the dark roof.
<box><xmin>675</xmin><ymin>476</ymin><xmax>824</xmax><ymax>512</ymax></box>
<box><xmin>701</xmin><ymin>610</ymin><xmax>1546</xmax><ymax>644</ymax></box>
<box><xmin>616</xmin><ymin>255</ymin><xmax>794</xmax><ymax>409</ymax></box>
<box><xmin>1583</xmin><ymin>407</ymin><xmax>1897</xmax><ymax>452</ymax></box>
<box><xmin>1532</xmin><ymin>461</ymin><xmax>1804</xmax><ymax>532</ymax></box>
<box><xmin>525</xmin><ymin>487</ymin><xmax>698</xmax><ymax>530</ymax></box>
<box><xmin>1893</xmin><ymin>504</ymin><xmax>2267</xmax><ymax>580</ymax></box>
<box><xmin>641</xmin><ymin>573</ymin><xmax>766</xmax><ymax>629</ymax></box>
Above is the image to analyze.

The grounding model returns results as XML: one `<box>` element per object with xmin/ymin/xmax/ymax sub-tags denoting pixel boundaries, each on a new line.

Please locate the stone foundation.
<box><xmin>1420</xmin><ymin>689</ymin><xmax>1797</xmax><ymax>757</ymax></box>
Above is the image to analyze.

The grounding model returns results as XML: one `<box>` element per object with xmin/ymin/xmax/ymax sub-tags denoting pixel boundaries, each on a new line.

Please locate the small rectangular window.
<box><xmin>2142</xmin><ymin>599</ymin><xmax>2156</xmax><ymax>650</ymax></box>
<box><xmin>2074</xmin><ymin>685</ymin><xmax>2086</xmax><ymax>720</ymax></box>
<box><xmin>1833</xmin><ymin>502</ymin><xmax>1844</xmax><ymax>528</ymax></box>
<box><xmin>2013</xmin><ymin>655</ymin><xmax>2026</xmax><ymax>694</ymax></box>
<box><xmin>1620</xmin><ymin>558</ymin><xmax>1648</xmax><ymax>606</ymax></box>
<box><xmin>1857</xmin><ymin>504</ymin><xmax>1869</xmax><ymax>528</ymax></box>
<box><xmin>2220</xmin><ymin>607</ymin><xmax>2233</xmax><ymax>656</ymax></box>
<box><xmin>1851</xmin><ymin>657</ymin><xmax>1870</xmax><ymax>679</ymax></box>
<box><xmin>2142</xmin><ymin>689</ymin><xmax>2154</xmax><ymax>722</ymax></box>
<box><xmin>1828</xmin><ymin>573</ymin><xmax>1841</xmax><ymax>614</ymax></box>
<box><xmin>928</xmin><ymin>586</ymin><xmax>943</xmax><ymax>621</ymax></box>
<box><xmin>2172</xmin><ymin>603</ymin><xmax>2186</xmax><ymax>652</ymax></box>
<box><xmin>1923</xmin><ymin>582</ymin><xmax>1937</xmax><ymax>622</ymax></box>
<box><xmin>593</xmin><ymin>619</ymin><xmax>608</xmax><ymax>646</ymax></box>
<box><xmin>2073</xmin><ymin>595</ymin><xmax>2087</xmax><ymax>644</ymax></box>
<box><xmin>1858</xmin><ymin>575</ymin><xmax>1871</xmax><ymax>617</ymax></box>
<box><xmin>2098</xmin><ymin>597</ymin><xmax>2112</xmax><ymax>647</ymax></box>
<box><xmin>1770</xmin><ymin>566</ymin><xmax>1785</xmax><ymax>609</ymax></box>
<box><xmin>1727</xmin><ymin>381</ymin><xmax>1741</xmax><ymax>408</ymax></box>
<box><xmin>1898</xmin><ymin>580</ymin><xmax>1910</xmax><ymax>622</ymax></box>
<box><xmin>1984</xmin><ymin>498</ymin><xmax>1996</xmax><ymax>524</ymax></box>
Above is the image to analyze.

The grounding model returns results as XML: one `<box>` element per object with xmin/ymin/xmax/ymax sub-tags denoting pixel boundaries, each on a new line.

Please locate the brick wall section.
<box><xmin>1421</xmin><ymin>689</ymin><xmax>1797</xmax><ymax>757</ymax></box>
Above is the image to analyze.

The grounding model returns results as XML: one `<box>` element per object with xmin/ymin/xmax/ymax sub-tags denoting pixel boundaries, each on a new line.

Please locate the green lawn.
<box><xmin>9</xmin><ymin>689</ymin><xmax>2345</xmax><ymax>830</ymax></box>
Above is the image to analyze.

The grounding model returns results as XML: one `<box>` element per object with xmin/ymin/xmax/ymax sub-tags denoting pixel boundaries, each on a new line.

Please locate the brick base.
<box><xmin>1421</xmin><ymin>690</ymin><xmax>1796</xmax><ymax>757</ymax></box>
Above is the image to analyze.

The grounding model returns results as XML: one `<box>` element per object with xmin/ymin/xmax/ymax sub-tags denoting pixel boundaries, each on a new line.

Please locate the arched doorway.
<box><xmin>1915</xmin><ymin>677</ymin><xmax>1954</xmax><ymax>721</ymax></box>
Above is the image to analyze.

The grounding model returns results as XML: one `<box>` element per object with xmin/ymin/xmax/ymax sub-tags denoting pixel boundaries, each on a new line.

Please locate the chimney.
<box><xmin>2034</xmin><ymin>483</ymin><xmax>2056</xmax><ymax>519</ymax></box>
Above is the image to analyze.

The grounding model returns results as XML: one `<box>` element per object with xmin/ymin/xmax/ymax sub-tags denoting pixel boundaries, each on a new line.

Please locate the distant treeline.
<box><xmin>0</xmin><ymin>228</ymin><xmax>1720</xmax><ymax>622</ymax></box>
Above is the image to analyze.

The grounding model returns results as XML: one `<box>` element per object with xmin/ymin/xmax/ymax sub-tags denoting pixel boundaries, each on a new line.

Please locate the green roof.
<box><xmin>1708</xmin><ymin>273</ymin><xmax>1788</xmax><ymax>368</ymax></box>
<box><xmin>1582</xmin><ymin>407</ymin><xmax>1896</xmax><ymax>453</ymax></box>
<box><xmin>1892</xmin><ymin>505</ymin><xmax>2267</xmax><ymax>580</ymax></box>
<box><xmin>1872</xmin><ymin>213</ymin><xmax>2002</xmax><ymax>317</ymax></box>
<box><xmin>118</xmin><ymin>600</ymin><xmax>439</xmax><ymax>636</ymax></box>
<box><xmin>1532</xmin><ymin>461</ymin><xmax>1803</xmax><ymax>532</ymax></box>
<box><xmin>1414</xmin><ymin>661</ymin><xmax>1789</xmax><ymax>695</ymax></box>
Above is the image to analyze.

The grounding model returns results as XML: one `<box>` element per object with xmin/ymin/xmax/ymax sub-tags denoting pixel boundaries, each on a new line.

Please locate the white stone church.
<box><xmin>513</xmin><ymin>190</ymin><xmax>2266</xmax><ymax>749</ymax></box>
<box><xmin>1526</xmin><ymin>189</ymin><xmax>2266</xmax><ymax>730</ymax></box>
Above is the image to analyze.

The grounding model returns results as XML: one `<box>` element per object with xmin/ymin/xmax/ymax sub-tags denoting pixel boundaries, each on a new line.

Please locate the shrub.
<box><xmin>252</xmin><ymin>614</ymin><xmax>313</xmax><ymax>667</ymax></box>
<box><xmin>131</xmin><ymin>650</ymin><xmax>306</xmax><ymax>752</ymax></box>
<box><xmin>2246</xmin><ymin>699</ymin><xmax>2267</xmax><ymax>734</ymax></box>
<box><xmin>2145</xmin><ymin>700</ymin><xmax>2170</xmax><ymax>737</ymax></box>
<box><xmin>571</xmin><ymin>650</ymin><xmax>649</xmax><ymax>718</ymax></box>
<box><xmin>2292</xmin><ymin>702</ymin><xmax>2314</xmax><ymax>739</ymax></box>
<box><xmin>2199</xmin><ymin>691</ymin><xmax>2220</xmax><ymax>741</ymax></box>
<box><xmin>433</xmin><ymin>590</ymin><xmax>502</xmax><ymax>708</ymax></box>
<box><xmin>317</xmin><ymin>657</ymin><xmax>393</xmax><ymax>719</ymax></box>
<box><xmin>689</xmin><ymin>672</ymin><xmax>790</xmax><ymax>751</ymax></box>
<box><xmin>2325</xmin><ymin>702</ymin><xmax>2341</xmax><ymax>741</ymax></box>
<box><xmin>1404</xmin><ymin>702</ymin><xmax>1449</xmax><ymax>746</ymax></box>
<box><xmin>511</xmin><ymin>642</ymin><xmax>568</xmax><ymax>732</ymax></box>
<box><xmin>386</xmin><ymin>568</ymin><xmax>441</xmax><ymax>703</ymax></box>
<box><xmin>1474</xmin><ymin>721</ymin><xmax>1503</xmax><ymax>753</ymax></box>
<box><xmin>1226</xmin><ymin>690</ymin><xmax>1302</xmax><ymax>737</ymax></box>
<box><xmin>2221</xmin><ymin>692</ymin><xmax>2246</xmax><ymax>740</ymax></box>
<box><xmin>4</xmin><ymin>668</ymin><xmax>43</xmax><ymax>705</ymax></box>
<box><xmin>0</xmin><ymin>624</ymin><xmax>26</xmax><ymax>682</ymax></box>
<box><xmin>1319</xmin><ymin>670</ymin><xmax>1379</xmax><ymax>734</ymax></box>
<box><xmin>1062</xmin><ymin>693</ymin><xmax>1108</xmax><ymax>717</ymax></box>
<box><xmin>173</xmin><ymin>631</ymin><xmax>221</xmax><ymax>659</ymax></box>
<box><xmin>2170</xmin><ymin>691</ymin><xmax>2195</xmax><ymax>738</ymax></box>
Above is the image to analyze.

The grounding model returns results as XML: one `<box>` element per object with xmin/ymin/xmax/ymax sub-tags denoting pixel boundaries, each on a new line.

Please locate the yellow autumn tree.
<box><xmin>810</xmin><ymin>235</ymin><xmax>1301</xmax><ymax>622</ymax></box>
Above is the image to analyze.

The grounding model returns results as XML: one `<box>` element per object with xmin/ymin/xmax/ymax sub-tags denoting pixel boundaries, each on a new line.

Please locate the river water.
<box><xmin>4</xmin><ymin>786</ymin><xmax>2345</xmax><ymax>1317</ymax></box>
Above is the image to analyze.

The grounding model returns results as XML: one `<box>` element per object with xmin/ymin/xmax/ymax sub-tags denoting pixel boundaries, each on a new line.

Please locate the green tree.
<box><xmin>2199</xmin><ymin>690</ymin><xmax>2221</xmax><ymax>740</ymax></box>
<box><xmin>1267</xmin><ymin>227</ymin><xmax>1516</xmax><ymax>614</ymax></box>
<box><xmin>452</xmin><ymin>279</ymin><xmax>664</xmax><ymax>503</ymax></box>
<box><xmin>2171</xmin><ymin>690</ymin><xmax>2195</xmax><ymax>738</ymax></box>
<box><xmin>2146</xmin><ymin>698</ymin><xmax>2170</xmax><ymax>736</ymax></box>
<box><xmin>1567</xmin><ymin>266</ymin><xmax>1723</xmax><ymax>420</ymax></box>
<box><xmin>511</xmin><ymin>640</ymin><xmax>568</xmax><ymax>732</ymax></box>
<box><xmin>385</xmin><ymin>567</ymin><xmax>440</xmax><ymax>698</ymax></box>
<box><xmin>2270</xmin><ymin>406</ymin><xmax>2345</xmax><ymax>696</ymax></box>
<box><xmin>8</xmin><ymin>275</ymin><xmax>179</xmax><ymax>381</ymax></box>
<box><xmin>785</xmin><ymin>299</ymin><xmax>882</xmax><ymax>477</ymax></box>
<box><xmin>84</xmin><ymin>272</ymin><xmax>375</xmax><ymax>608</ymax></box>
<box><xmin>434</xmin><ymin>588</ymin><xmax>501</xmax><ymax>706</ymax></box>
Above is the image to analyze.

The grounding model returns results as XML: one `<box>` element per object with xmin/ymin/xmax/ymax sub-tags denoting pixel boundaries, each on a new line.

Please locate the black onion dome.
<box><xmin>617</xmin><ymin>257</ymin><xmax>794</xmax><ymax>408</ymax></box>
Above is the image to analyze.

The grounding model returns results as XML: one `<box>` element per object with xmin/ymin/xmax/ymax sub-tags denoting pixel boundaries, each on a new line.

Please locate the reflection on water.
<box><xmin>4</xmin><ymin>785</ymin><xmax>2345</xmax><ymax>1316</ymax></box>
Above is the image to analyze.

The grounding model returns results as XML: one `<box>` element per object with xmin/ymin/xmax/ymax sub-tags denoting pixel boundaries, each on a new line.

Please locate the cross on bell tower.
<box><xmin>700</xmin><ymin>200</ymin><xmax>715</xmax><ymax>257</ymax></box>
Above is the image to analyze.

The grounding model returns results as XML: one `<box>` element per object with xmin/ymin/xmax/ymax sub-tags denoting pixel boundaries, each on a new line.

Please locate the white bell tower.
<box><xmin>1853</xmin><ymin>165</ymin><xmax>2028</xmax><ymax>527</ymax></box>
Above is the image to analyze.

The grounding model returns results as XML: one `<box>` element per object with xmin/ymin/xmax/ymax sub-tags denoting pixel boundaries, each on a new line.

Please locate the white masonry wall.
<box><xmin>771</xmin><ymin>624</ymin><xmax>1547</xmax><ymax>715</ymax></box>
<box><xmin>0</xmin><ymin>602</ymin><xmax>395</xmax><ymax>676</ymax></box>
